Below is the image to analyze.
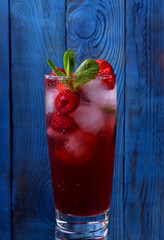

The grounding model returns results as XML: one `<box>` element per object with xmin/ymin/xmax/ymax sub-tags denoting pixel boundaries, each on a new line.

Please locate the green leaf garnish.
<box><xmin>47</xmin><ymin>53</ymin><xmax>100</xmax><ymax>94</ymax></box>
<box><xmin>101</xmin><ymin>106</ymin><xmax>116</xmax><ymax>115</ymax></box>
<box><xmin>73</xmin><ymin>59</ymin><xmax>100</xmax><ymax>90</ymax></box>
<box><xmin>47</xmin><ymin>60</ymin><xmax>66</xmax><ymax>76</ymax></box>
<box><xmin>63</xmin><ymin>49</ymin><xmax>75</xmax><ymax>77</ymax></box>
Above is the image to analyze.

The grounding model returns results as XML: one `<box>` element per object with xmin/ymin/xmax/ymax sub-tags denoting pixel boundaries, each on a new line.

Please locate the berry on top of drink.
<box><xmin>55</xmin><ymin>89</ymin><xmax>80</xmax><ymax>114</ymax></box>
<box><xmin>96</xmin><ymin>59</ymin><xmax>114</xmax><ymax>74</ymax></box>
<box><xmin>96</xmin><ymin>59</ymin><xmax>116</xmax><ymax>90</ymax></box>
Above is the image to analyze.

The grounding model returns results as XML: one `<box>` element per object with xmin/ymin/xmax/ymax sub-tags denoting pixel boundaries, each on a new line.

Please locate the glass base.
<box><xmin>55</xmin><ymin>209</ymin><xmax>110</xmax><ymax>239</ymax></box>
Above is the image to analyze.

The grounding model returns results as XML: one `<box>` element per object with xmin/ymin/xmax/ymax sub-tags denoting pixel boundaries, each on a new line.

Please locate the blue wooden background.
<box><xmin>0</xmin><ymin>0</ymin><xmax>164</xmax><ymax>239</ymax></box>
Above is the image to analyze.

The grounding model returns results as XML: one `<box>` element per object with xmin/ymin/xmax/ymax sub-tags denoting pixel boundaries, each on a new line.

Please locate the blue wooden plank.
<box><xmin>66</xmin><ymin>0</ymin><xmax>125</xmax><ymax>239</ymax></box>
<box><xmin>10</xmin><ymin>0</ymin><xmax>66</xmax><ymax>239</ymax></box>
<box><xmin>0</xmin><ymin>0</ymin><xmax>11</xmax><ymax>240</ymax></box>
<box><xmin>125</xmin><ymin>0</ymin><xmax>164</xmax><ymax>239</ymax></box>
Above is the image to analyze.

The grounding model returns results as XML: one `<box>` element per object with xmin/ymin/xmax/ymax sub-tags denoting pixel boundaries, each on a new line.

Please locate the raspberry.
<box><xmin>96</xmin><ymin>59</ymin><xmax>116</xmax><ymax>90</ymax></box>
<box><xmin>55</xmin><ymin>89</ymin><xmax>80</xmax><ymax>114</ymax></box>
<box><xmin>51</xmin><ymin>112</ymin><xmax>77</xmax><ymax>132</ymax></box>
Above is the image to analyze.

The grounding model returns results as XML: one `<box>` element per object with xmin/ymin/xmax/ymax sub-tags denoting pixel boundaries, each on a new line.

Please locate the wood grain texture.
<box><xmin>66</xmin><ymin>0</ymin><xmax>125</xmax><ymax>239</ymax></box>
<box><xmin>3</xmin><ymin>0</ymin><xmax>163</xmax><ymax>239</ymax></box>
<box><xmin>125</xmin><ymin>0</ymin><xmax>164</xmax><ymax>239</ymax></box>
<box><xmin>10</xmin><ymin>0</ymin><xmax>66</xmax><ymax>239</ymax></box>
<box><xmin>0</xmin><ymin>1</ymin><xmax>11</xmax><ymax>240</ymax></box>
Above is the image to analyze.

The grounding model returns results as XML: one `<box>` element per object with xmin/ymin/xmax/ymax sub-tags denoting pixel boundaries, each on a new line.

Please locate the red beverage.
<box><xmin>45</xmin><ymin>75</ymin><xmax>117</xmax><ymax>217</ymax></box>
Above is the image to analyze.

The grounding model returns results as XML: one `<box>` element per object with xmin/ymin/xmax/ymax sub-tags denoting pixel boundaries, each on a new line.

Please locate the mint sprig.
<box><xmin>63</xmin><ymin>49</ymin><xmax>75</xmax><ymax>77</ymax></box>
<box><xmin>73</xmin><ymin>59</ymin><xmax>100</xmax><ymax>90</ymax></box>
<box><xmin>47</xmin><ymin>50</ymin><xmax>100</xmax><ymax>93</ymax></box>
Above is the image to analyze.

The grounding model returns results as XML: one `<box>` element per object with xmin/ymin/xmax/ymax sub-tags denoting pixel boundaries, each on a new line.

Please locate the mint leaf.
<box><xmin>73</xmin><ymin>59</ymin><xmax>100</xmax><ymax>89</ymax></box>
<box><xmin>47</xmin><ymin>60</ymin><xmax>66</xmax><ymax>76</ymax></box>
<box><xmin>63</xmin><ymin>49</ymin><xmax>75</xmax><ymax>77</ymax></box>
<box><xmin>101</xmin><ymin>106</ymin><xmax>116</xmax><ymax>115</ymax></box>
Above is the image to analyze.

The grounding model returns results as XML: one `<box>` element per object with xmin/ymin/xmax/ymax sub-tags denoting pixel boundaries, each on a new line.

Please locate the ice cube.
<box><xmin>45</xmin><ymin>88</ymin><xmax>58</xmax><ymax>114</ymax></box>
<box><xmin>95</xmin><ymin>85</ymin><xmax>117</xmax><ymax>107</ymax></box>
<box><xmin>80</xmin><ymin>78</ymin><xmax>117</xmax><ymax>107</ymax></box>
<box><xmin>64</xmin><ymin>130</ymin><xmax>86</xmax><ymax>158</ymax></box>
<box><xmin>74</xmin><ymin>104</ymin><xmax>105</xmax><ymax>135</ymax></box>
<box><xmin>106</xmin><ymin>85</ymin><xmax>117</xmax><ymax>107</ymax></box>
<box><xmin>64</xmin><ymin>130</ymin><xmax>96</xmax><ymax>160</ymax></box>
<box><xmin>80</xmin><ymin>78</ymin><xmax>102</xmax><ymax>103</ymax></box>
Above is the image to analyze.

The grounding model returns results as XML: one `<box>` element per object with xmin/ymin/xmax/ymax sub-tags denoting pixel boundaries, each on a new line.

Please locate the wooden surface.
<box><xmin>125</xmin><ymin>1</ymin><xmax>164</xmax><ymax>239</ymax></box>
<box><xmin>0</xmin><ymin>0</ymin><xmax>164</xmax><ymax>239</ymax></box>
<box><xmin>10</xmin><ymin>0</ymin><xmax>66</xmax><ymax>239</ymax></box>
<box><xmin>0</xmin><ymin>1</ymin><xmax>11</xmax><ymax>240</ymax></box>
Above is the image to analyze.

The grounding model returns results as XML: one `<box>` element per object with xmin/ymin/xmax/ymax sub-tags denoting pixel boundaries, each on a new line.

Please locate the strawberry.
<box><xmin>96</xmin><ymin>60</ymin><xmax>114</xmax><ymax>74</ymax></box>
<box><xmin>51</xmin><ymin>112</ymin><xmax>77</xmax><ymax>132</ymax></box>
<box><xmin>55</xmin><ymin>89</ymin><xmax>80</xmax><ymax>114</ymax></box>
<box><xmin>96</xmin><ymin>59</ymin><xmax>116</xmax><ymax>90</ymax></box>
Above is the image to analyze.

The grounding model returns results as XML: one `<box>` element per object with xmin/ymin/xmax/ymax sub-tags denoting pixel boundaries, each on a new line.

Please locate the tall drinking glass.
<box><xmin>45</xmin><ymin>75</ymin><xmax>117</xmax><ymax>239</ymax></box>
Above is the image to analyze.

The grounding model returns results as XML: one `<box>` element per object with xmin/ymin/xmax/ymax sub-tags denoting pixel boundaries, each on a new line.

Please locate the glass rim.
<box><xmin>45</xmin><ymin>74</ymin><xmax>116</xmax><ymax>80</ymax></box>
